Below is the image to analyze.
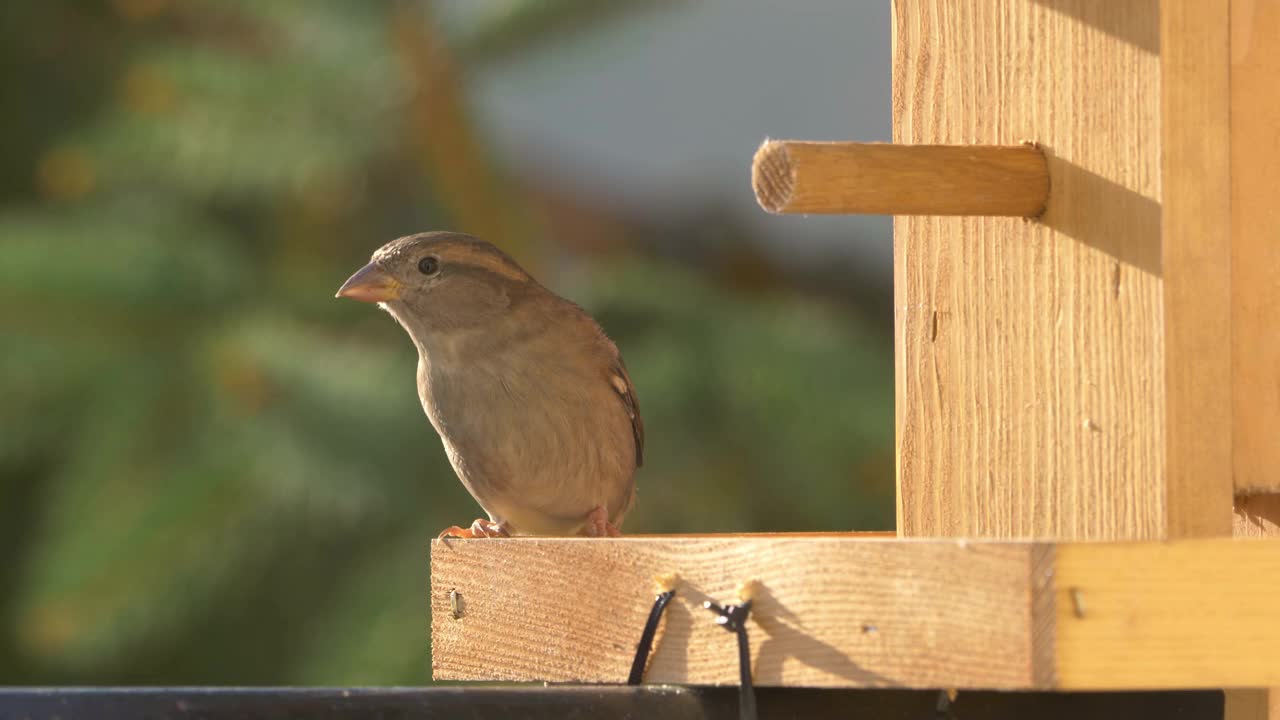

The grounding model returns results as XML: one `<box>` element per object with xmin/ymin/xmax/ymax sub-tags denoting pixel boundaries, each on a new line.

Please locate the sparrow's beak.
<box><xmin>336</xmin><ymin>262</ymin><xmax>402</xmax><ymax>302</ymax></box>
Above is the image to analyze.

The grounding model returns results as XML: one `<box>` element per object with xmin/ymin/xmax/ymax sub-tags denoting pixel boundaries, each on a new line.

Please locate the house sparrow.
<box><xmin>336</xmin><ymin>231</ymin><xmax>642</xmax><ymax>538</ymax></box>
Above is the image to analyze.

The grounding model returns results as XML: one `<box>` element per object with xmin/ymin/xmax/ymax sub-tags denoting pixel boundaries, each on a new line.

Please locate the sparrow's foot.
<box><xmin>438</xmin><ymin>518</ymin><xmax>509</xmax><ymax>539</ymax></box>
<box><xmin>583</xmin><ymin>505</ymin><xmax>622</xmax><ymax>537</ymax></box>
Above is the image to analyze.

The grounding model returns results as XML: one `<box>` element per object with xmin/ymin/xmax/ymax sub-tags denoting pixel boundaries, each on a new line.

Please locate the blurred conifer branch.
<box><xmin>0</xmin><ymin>0</ymin><xmax>894</xmax><ymax>686</ymax></box>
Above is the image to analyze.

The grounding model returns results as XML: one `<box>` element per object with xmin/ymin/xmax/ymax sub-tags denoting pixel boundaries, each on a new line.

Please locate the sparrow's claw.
<box><xmin>439</xmin><ymin>519</ymin><xmax>509</xmax><ymax>539</ymax></box>
<box><xmin>583</xmin><ymin>505</ymin><xmax>622</xmax><ymax>537</ymax></box>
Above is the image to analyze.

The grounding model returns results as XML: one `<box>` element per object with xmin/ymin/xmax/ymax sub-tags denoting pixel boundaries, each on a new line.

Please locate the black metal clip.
<box><xmin>628</xmin><ymin>574</ymin><xmax>678</xmax><ymax>685</ymax></box>
<box><xmin>704</xmin><ymin>581</ymin><xmax>759</xmax><ymax>720</ymax></box>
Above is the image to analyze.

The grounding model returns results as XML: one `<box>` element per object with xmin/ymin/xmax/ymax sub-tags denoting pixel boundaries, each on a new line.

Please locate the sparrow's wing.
<box><xmin>563</xmin><ymin>298</ymin><xmax>646</xmax><ymax>469</ymax></box>
<box><xmin>608</xmin><ymin>357</ymin><xmax>645</xmax><ymax>468</ymax></box>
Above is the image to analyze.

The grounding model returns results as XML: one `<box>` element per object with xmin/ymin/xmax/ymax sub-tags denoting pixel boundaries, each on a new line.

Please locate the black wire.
<box><xmin>627</xmin><ymin>590</ymin><xmax>675</xmax><ymax>685</ymax></box>
<box><xmin>733</xmin><ymin>617</ymin><xmax>756</xmax><ymax>720</ymax></box>
<box><xmin>704</xmin><ymin>599</ymin><xmax>756</xmax><ymax>720</ymax></box>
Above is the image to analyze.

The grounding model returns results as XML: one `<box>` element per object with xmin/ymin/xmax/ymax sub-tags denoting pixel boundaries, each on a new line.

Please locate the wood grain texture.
<box><xmin>1226</xmin><ymin>0</ymin><xmax>1280</xmax><ymax>705</ymax></box>
<box><xmin>432</xmin><ymin>536</ymin><xmax>1280</xmax><ymax>689</ymax></box>
<box><xmin>893</xmin><ymin>0</ymin><xmax>1167</xmax><ymax>539</ymax></box>
<box><xmin>1161</xmin><ymin>0</ymin><xmax>1236</xmax><ymax>537</ymax></box>
<box><xmin>431</xmin><ymin>537</ymin><xmax>1037</xmax><ymax>688</ymax></box>
<box><xmin>751</xmin><ymin>141</ymin><xmax>1048</xmax><ymax>216</ymax></box>
<box><xmin>1028</xmin><ymin>544</ymin><xmax>1058</xmax><ymax>688</ymax></box>
<box><xmin>1053</xmin><ymin>538</ymin><xmax>1280</xmax><ymax>689</ymax></box>
<box><xmin>1231</xmin><ymin>0</ymin><xmax>1280</xmax><ymax>493</ymax></box>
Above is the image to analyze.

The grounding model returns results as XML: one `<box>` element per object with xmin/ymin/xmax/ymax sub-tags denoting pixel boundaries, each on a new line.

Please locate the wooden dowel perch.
<box><xmin>752</xmin><ymin>141</ymin><xmax>1049</xmax><ymax>217</ymax></box>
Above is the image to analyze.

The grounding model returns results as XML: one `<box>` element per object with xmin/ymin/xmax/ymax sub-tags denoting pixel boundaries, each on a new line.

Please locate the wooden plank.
<box><xmin>1229</xmin><ymin>493</ymin><xmax>1280</xmax><ymax>719</ymax></box>
<box><xmin>431</xmin><ymin>537</ymin><xmax>1037</xmax><ymax>688</ymax></box>
<box><xmin>432</xmin><ymin>536</ymin><xmax>1280</xmax><ymax>689</ymax></box>
<box><xmin>1231</xmin><ymin>0</ymin><xmax>1280</xmax><ymax>493</ymax></box>
<box><xmin>1161</xmin><ymin>0</ymin><xmax>1236</xmax><ymax>537</ymax></box>
<box><xmin>750</xmin><ymin>141</ymin><xmax>1048</xmax><ymax>216</ymax></box>
<box><xmin>893</xmin><ymin>0</ymin><xmax>1167</xmax><ymax>539</ymax></box>
<box><xmin>1052</xmin><ymin>538</ymin><xmax>1280</xmax><ymax>689</ymax></box>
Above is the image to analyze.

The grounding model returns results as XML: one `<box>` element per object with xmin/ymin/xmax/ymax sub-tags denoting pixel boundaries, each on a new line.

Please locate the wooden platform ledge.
<box><xmin>431</xmin><ymin>535</ymin><xmax>1280</xmax><ymax>690</ymax></box>
<box><xmin>751</xmin><ymin>141</ymin><xmax>1049</xmax><ymax>216</ymax></box>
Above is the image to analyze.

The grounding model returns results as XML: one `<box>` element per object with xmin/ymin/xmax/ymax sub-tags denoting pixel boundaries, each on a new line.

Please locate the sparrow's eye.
<box><xmin>417</xmin><ymin>256</ymin><xmax>440</xmax><ymax>276</ymax></box>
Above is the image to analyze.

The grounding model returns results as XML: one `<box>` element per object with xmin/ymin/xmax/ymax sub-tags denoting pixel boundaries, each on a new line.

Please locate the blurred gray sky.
<box><xmin>441</xmin><ymin>0</ymin><xmax>893</xmax><ymax>281</ymax></box>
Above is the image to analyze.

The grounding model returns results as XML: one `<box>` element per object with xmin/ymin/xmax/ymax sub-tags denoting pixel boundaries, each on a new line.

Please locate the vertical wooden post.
<box><xmin>1160</xmin><ymin>0</ymin><xmax>1235</xmax><ymax>537</ymax></box>
<box><xmin>1230</xmin><ymin>0</ymin><xmax>1280</xmax><ymax>494</ymax></box>
<box><xmin>1178</xmin><ymin>0</ymin><xmax>1280</xmax><ymax>710</ymax></box>
<box><xmin>893</xmin><ymin>0</ymin><xmax>1277</xmax><ymax>711</ymax></box>
<box><xmin>893</xmin><ymin>0</ymin><xmax>1170</xmax><ymax>540</ymax></box>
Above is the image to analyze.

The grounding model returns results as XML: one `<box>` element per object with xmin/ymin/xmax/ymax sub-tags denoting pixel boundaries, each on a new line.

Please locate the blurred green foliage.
<box><xmin>0</xmin><ymin>0</ymin><xmax>892</xmax><ymax>684</ymax></box>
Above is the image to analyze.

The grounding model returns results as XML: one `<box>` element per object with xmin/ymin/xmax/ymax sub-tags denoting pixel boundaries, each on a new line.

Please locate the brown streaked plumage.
<box><xmin>337</xmin><ymin>231</ymin><xmax>643</xmax><ymax>538</ymax></box>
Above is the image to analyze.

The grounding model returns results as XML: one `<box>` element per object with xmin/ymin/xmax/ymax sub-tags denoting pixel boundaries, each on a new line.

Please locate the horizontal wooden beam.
<box><xmin>431</xmin><ymin>535</ymin><xmax>1280</xmax><ymax>690</ymax></box>
<box><xmin>433</xmin><ymin>535</ymin><xmax>1036</xmax><ymax>688</ymax></box>
<box><xmin>751</xmin><ymin>141</ymin><xmax>1049</xmax><ymax>216</ymax></box>
<box><xmin>1054</xmin><ymin>538</ymin><xmax>1280</xmax><ymax>689</ymax></box>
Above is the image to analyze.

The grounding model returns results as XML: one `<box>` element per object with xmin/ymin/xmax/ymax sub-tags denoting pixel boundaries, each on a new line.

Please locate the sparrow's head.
<box><xmin>336</xmin><ymin>231</ymin><xmax>535</xmax><ymax>337</ymax></box>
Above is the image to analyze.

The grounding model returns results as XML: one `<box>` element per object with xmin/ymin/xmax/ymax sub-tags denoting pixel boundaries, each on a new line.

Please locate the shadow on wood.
<box><xmin>1029</xmin><ymin>0</ymin><xmax>1159</xmax><ymax>55</ymax></box>
<box><xmin>1234</xmin><ymin>494</ymin><xmax>1280</xmax><ymax>538</ymax></box>
<box><xmin>1040</xmin><ymin>152</ymin><xmax>1162</xmax><ymax>278</ymax></box>
<box><xmin>750</xmin><ymin>581</ymin><xmax>893</xmax><ymax>686</ymax></box>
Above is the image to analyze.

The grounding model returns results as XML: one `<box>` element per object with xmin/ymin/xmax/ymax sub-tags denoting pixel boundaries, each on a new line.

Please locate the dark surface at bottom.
<box><xmin>0</xmin><ymin>686</ymin><xmax>1224</xmax><ymax>720</ymax></box>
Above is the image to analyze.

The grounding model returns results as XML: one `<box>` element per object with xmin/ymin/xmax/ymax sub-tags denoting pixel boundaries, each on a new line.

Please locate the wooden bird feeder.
<box><xmin>431</xmin><ymin>0</ymin><xmax>1280</xmax><ymax>714</ymax></box>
